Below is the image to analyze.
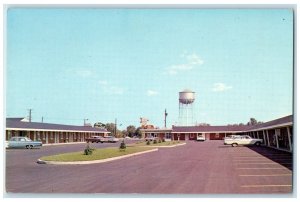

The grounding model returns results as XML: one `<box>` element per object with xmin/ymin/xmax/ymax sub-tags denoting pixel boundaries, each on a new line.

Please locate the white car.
<box><xmin>224</xmin><ymin>135</ymin><xmax>263</xmax><ymax>147</ymax></box>
<box><xmin>196</xmin><ymin>133</ymin><xmax>205</xmax><ymax>141</ymax></box>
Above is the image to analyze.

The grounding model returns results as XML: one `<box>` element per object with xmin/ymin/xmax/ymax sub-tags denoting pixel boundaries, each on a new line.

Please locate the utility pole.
<box><xmin>41</xmin><ymin>116</ymin><xmax>43</xmax><ymax>123</ymax></box>
<box><xmin>28</xmin><ymin>109</ymin><xmax>32</xmax><ymax>122</ymax></box>
<box><xmin>164</xmin><ymin>109</ymin><xmax>168</xmax><ymax>128</ymax></box>
<box><xmin>115</xmin><ymin>118</ymin><xmax>117</xmax><ymax>137</ymax></box>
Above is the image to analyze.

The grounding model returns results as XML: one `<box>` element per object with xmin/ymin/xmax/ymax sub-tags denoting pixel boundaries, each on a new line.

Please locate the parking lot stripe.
<box><xmin>241</xmin><ymin>185</ymin><xmax>292</xmax><ymax>188</ymax></box>
<box><xmin>233</xmin><ymin>160</ymin><xmax>291</xmax><ymax>162</ymax></box>
<box><xmin>239</xmin><ymin>174</ymin><xmax>292</xmax><ymax>177</ymax></box>
<box><xmin>237</xmin><ymin>168</ymin><xmax>289</xmax><ymax>170</ymax></box>
<box><xmin>235</xmin><ymin>162</ymin><xmax>292</xmax><ymax>165</ymax></box>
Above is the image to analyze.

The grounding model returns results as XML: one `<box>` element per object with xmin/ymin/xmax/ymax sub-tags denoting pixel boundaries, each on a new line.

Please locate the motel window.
<box><xmin>215</xmin><ymin>134</ymin><xmax>219</xmax><ymax>138</ymax></box>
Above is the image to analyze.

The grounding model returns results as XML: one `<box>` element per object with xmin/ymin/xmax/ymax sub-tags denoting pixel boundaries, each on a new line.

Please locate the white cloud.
<box><xmin>165</xmin><ymin>52</ymin><xmax>204</xmax><ymax>75</ymax></box>
<box><xmin>212</xmin><ymin>83</ymin><xmax>233</xmax><ymax>92</ymax></box>
<box><xmin>147</xmin><ymin>90</ymin><xmax>159</xmax><ymax>96</ymax></box>
<box><xmin>99</xmin><ymin>80</ymin><xmax>124</xmax><ymax>95</ymax></box>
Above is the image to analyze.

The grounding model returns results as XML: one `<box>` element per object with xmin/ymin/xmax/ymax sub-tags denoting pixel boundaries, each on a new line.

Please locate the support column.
<box><xmin>287</xmin><ymin>126</ymin><xmax>292</xmax><ymax>152</ymax></box>
<box><xmin>46</xmin><ymin>131</ymin><xmax>48</xmax><ymax>144</ymax></box>
<box><xmin>266</xmin><ymin>130</ymin><xmax>270</xmax><ymax>146</ymax></box>
<box><xmin>262</xmin><ymin>130</ymin><xmax>266</xmax><ymax>145</ymax></box>
<box><xmin>275</xmin><ymin>129</ymin><xmax>279</xmax><ymax>149</ymax></box>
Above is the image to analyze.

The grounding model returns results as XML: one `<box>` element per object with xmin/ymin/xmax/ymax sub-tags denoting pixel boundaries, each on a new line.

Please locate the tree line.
<box><xmin>94</xmin><ymin>122</ymin><xmax>142</xmax><ymax>138</ymax></box>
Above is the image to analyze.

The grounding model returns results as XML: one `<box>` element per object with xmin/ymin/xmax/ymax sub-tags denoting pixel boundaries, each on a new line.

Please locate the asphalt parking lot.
<box><xmin>5</xmin><ymin>140</ymin><xmax>293</xmax><ymax>195</ymax></box>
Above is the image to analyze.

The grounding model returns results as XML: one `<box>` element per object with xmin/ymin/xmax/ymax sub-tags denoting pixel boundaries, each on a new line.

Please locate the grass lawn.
<box><xmin>40</xmin><ymin>146</ymin><xmax>154</xmax><ymax>162</ymax></box>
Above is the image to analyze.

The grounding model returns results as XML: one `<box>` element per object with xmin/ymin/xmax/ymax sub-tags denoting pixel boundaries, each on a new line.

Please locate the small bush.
<box><xmin>119</xmin><ymin>140</ymin><xmax>126</xmax><ymax>151</ymax></box>
<box><xmin>158</xmin><ymin>139</ymin><xmax>162</xmax><ymax>143</ymax></box>
<box><xmin>153</xmin><ymin>139</ymin><xmax>157</xmax><ymax>144</ymax></box>
<box><xmin>146</xmin><ymin>140</ymin><xmax>151</xmax><ymax>145</ymax></box>
<box><xmin>162</xmin><ymin>139</ymin><xmax>165</xmax><ymax>142</ymax></box>
<box><xmin>84</xmin><ymin>143</ymin><xmax>93</xmax><ymax>155</ymax></box>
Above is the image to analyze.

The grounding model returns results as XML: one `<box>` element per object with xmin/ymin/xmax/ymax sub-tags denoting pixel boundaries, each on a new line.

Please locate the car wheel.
<box><xmin>255</xmin><ymin>142</ymin><xmax>261</xmax><ymax>146</ymax></box>
<box><xmin>26</xmin><ymin>145</ymin><xmax>30</xmax><ymax>149</ymax></box>
<box><xmin>30</xmin><ymin>145</ymin><xmax>33</xmax><ymax>149</ymax></box>
<box><xmin>232</xmin><ymin>143</ymin><xmax>238</xmax><ymax>147</ymax></box>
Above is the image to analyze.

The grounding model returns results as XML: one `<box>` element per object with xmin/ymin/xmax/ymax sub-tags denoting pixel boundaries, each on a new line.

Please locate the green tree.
<box><xmin>135</xmin><ymin>127</ymin><xmax>142</xmax><ymax>138</ymax></box>
<box><xmin>127</xmin><ymin>125</ymin><xmax>136</xmax><ymax>137</ymax></box>
<box><xmin>247</xmin><ymin>118</ymin><xmax>263</xmax><ymax>126</ymax></box>
<box><xmin>94</xmin><ymin>122</ymin><xmax>106</xmax><ymax>129</ymax></box>
<box><xmin>105</xmin><ymin>123</ymin><xmax>116</xmax><ymax>134</ymax></box>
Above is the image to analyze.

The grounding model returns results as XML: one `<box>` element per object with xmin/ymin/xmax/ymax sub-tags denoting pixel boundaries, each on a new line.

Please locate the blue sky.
<box><xmin>6</xmin><ymin>8</ymin><xmax>293</xmax><ymax>129</ymax></box>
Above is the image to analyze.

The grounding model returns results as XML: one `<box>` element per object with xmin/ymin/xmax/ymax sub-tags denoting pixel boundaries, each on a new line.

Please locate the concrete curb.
<box><xmin>140</xmin><ymin>142</ymin><xmax>187</xmax><ymax>148</ymax></box>
<box><xmin>37</xmin><ymin>148</ymin><xmax>158</xmax><ymax>165</ymax></box>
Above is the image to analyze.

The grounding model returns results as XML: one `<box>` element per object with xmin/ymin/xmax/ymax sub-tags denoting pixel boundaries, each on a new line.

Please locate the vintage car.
<box><xmin>105</xmin><ymin>136</ymin><xmax>119</xmax><ymax>143</ymax></box>
<box><xmin>86</xmin><ymin>136</ymin><xmax>102</xmax><ymax>143</ymax></box>
<box><xmin>224</xmin><ymin>135</ymin><xmax>263</xmax><ymax>147</ymax></box>
<box><xmin>6</xmin><ymin>137</ymin><xmax>43</xmax><ymax>149</ymax></box>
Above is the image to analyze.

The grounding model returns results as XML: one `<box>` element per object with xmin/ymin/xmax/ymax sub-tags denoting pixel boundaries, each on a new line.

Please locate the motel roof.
<box><xmin>246</xmin><ymin>115</ymin><xmax>293</xmax><ymax>131</ymax></box>
<box><xmin>172</xmin><ymin>125</ymin><xmax>251</xmax><ymax>133</ymax></box>
<box><xmin>172</xmin><ymin>115</ymin><xmax>293</xmax><ymax>133</ymax></box>
<box><xmin>6</xmin><ymin>118</ymin><xmax>110</xmax><ymax>133</ymax></box>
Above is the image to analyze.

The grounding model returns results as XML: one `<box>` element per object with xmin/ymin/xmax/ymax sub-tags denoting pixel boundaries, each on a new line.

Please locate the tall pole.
<box><xmin>164</xmin><ymin>109</ymin><xmax>168</xmax><ymax>128</ymax></box>
<box><xmin>115</xmin><ymin>118</ymin><xmax>117</xmax><ymax>137</ymax></box>
<box><xmin>28</xmin><ymin>109</ymin><xmax>32</xmax><ymax>122</ymax></box>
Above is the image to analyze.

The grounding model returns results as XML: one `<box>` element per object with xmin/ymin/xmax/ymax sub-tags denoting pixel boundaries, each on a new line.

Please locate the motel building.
<box><xmin>141</xmin><ymin>115</ymin><xmax>293</xmax><ymax>153</ymax></box>
<box><xmin>5</xmin><ymin>118</ymin><xmax>110</xmax><ymax>144</ymax></box>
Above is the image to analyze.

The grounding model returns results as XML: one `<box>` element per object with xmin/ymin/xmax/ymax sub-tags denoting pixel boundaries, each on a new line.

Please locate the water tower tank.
<box><xmin>179</xmin><ymin>89</ymin><xmax>195</xmax><ymax>104</ymax></box>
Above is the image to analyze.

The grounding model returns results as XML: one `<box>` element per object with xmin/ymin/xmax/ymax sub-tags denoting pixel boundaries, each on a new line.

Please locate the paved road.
<box><xmin>5</xmin><ymin>140</ymin><xmax>293</xmax><ymax>195</ymax></box>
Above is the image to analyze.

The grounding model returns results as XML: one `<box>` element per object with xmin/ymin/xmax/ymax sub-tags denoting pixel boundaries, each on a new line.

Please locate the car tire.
<box><xmin>255</xmin><ymin>142</ymin><xmax>261</xmax><ymax>146</ymax></box>
<box><xmin>232</xmin><ymin>143</ymin><xmax>238</xmax><ymax>147</ymax></box>
<box><xmin>26</xmin><ymin>145</ymin><xmax>30</xmax><ymax>149</ymax></box>
<box><xmin>30</xmin><ymin>145</ymin><xmax>33</xmax><ymax>149</ymax></box>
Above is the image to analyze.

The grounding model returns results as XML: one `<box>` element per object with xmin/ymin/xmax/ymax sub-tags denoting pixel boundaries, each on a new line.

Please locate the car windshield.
<box><xmin>24</xmin><ymin>137</ymin><xmax>32</xmax><ymax>141</ymax></box>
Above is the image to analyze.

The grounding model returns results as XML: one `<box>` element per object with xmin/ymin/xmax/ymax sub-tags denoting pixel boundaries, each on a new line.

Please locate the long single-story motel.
<box><xmin>5</xmin><ymin>118</ymin><xmax>110</xmax><ymax>144</ymax></box>
<box><xmin>5</xmin><ymin>115</ymin><xmax>293</xmax><ymax>152</ymax></box>
<box><xmin>141</xmin><ymin>115</ymin><xmax>293</xmax><ymax>153</ymax></box>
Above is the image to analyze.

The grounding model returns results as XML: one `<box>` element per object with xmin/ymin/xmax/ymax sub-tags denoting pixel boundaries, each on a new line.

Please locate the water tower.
<box><xmin>178</xmin><ymin>89</ymin><xmax>195</xmax><ymax>126</ymax></box>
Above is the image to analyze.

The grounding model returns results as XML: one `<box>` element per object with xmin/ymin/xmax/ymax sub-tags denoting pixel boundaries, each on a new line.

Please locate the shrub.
<box><xmin>84</xmin><ymin>143</ymin><xmax>93</xmax><ymax>155</ymax></box>
<box><xmin>119</xmin><ymin>140</ymin><xmax>126</xmax><ymax>151</ymax></box>
<box><xmin>153</xmin><ymin>139</ymin><xmax>157</xmax><ymax>144</ymax></box>
<box><xmin>162</xmin><ymin>139</ymin><xmax>165</xmax><ymax>142</ymax></box>
<box><xmin>158</xmin><ymin>139</ymin><xmax>162</xmax><ymax>143</ymax></box>
<box><xmin>146</xmin><ymin>140</ymin><xmax>151</xmax><ymax>145</ymax></box>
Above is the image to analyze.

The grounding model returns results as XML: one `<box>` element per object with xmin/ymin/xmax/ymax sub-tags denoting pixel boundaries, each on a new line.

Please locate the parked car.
<box><xmin>102</xmin><ymin>136</ymin><xmax>119</xmax><ymax>143</ymax></box>
<box><xmin>196</xmin><ymin>133</ymin><xmax>205</xmax><ymax>141</ymax></box>
<box><xmin>6</xmin><ymin>137</ymin><xmax>42</xmax><ymax>149</ymax></box>
<box><xmin>224</xmin><ymin>135</ymin><xmax>263</xmax><ymax>147</ymax></box>
<box><xmin>145</xmin><ymin>136</ymin><xmax>157</xmax><ymax>141</ymax></box>
<box><xmin>224</xmin><ymin>135</ymin><xmax>242</xmax><ymax>140</ymax></box>
<box><xmin>86</xmin><ymin>136</ymin><xmax>102</xmax><ymax>143</ymax></box>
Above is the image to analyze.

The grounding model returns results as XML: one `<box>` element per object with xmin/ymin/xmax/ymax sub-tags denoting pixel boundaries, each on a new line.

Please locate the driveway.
<box><xmin>5</xmin><ymin>140</ymin><xmax>293</xmax><ymax>195</ymax></box>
